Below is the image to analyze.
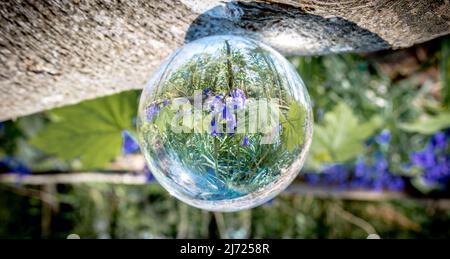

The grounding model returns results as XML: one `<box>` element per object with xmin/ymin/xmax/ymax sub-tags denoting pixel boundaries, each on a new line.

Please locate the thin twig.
<box><xmin>331</xmin><ymin>203</ymin><xmax>378</xmax><ymax>236</ymax></box>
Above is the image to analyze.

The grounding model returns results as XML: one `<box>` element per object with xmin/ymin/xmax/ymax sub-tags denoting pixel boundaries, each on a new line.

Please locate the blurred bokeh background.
<box><xmin>0</xmin><ymin>36</ymin><xmax>449</xmax><ymax>239</ymax></box>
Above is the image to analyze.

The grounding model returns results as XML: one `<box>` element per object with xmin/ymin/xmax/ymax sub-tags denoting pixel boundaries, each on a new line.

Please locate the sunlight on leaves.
<box><xmin>308</xmin><ymin>102</ymin><xmax>382</xmax><ymax>168</ymax></box>
<box><xmin>399</xmin><ymin>111</ymin><xmax>450</xmax><ymax>134</ymax></box>
<box><xmin>29</xmin><ymin>91</ymin><xmax>139</xmax><ymax>169</ymax></box>
<box><xmin>280</xmin><ymin>102</ymin><xmax>307</xmax><ymax>152</ymax></box>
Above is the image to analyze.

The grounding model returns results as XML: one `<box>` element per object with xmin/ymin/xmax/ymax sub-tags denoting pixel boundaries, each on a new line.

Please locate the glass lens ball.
<box><xmin>137</xmin><ymin>35</ymin><xmax>312</xmax><ymax>211</ymax></box>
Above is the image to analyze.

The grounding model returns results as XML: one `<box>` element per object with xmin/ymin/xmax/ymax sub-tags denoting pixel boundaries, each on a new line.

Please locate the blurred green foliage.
<box><xmin>400</xmin><ymin>111</ymin><xmax>450</xmax><ymax>134</ymax></box>
<box><xmin>280</xmin><ymin>102</ymin><xmax>307</xmax><ymax>152</ymax></box>
<box><xmin>309</xmin><ymin>102</ymin><xmax>382</xmax><ymax>168</ymax></box>
<box><xmin>1</xmin><ymin>184</ymin><xmax>450</xmax><ymax>239</ymax></box>
<box><xmin>29</xmin><ymin>91</ymin><xmax>139</xmax><ymax>169</ymax></box>
<box><xmin>0</xmin><ymin>36</ymin><xmax>449</xmax><ymax>239</ymax></box>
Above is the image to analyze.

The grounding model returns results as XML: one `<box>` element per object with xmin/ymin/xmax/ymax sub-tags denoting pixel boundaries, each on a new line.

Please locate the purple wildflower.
<box><xmin>430</xmin><ymin>131</ymin><xmax>448</xmax><ymax>150</ymax></box>
<box><xmin>410</xmin><ymin>145</ymin><xmax>436</xmax><ymax>168</ymax></box>
<box><xmin>143</xmin><ymin>164</ymin><xmax>155</xmax><ymax>183</ymax></box>
<box><xmin>121</xmin><ymin>130</ymin><xmax>140</xmax><ymax>154</ymax></box>
<box><xmin>145</xmin><ymin>104</ymin><xmax>160</xmax><ymax>122</ymax></box>
<box><xmin>354</xmin><ymin>158</ymin><xmax>366</xmax><ymax>177</ymax></box>
<box><xmin>222</xmin><ymin>105</ymin><xmax>237</xmax><ymax>135</ymax></box>
<box><xmin>145</xmin><ymin>101</ymin><xmax>169</xmax><ymax>122</ymax></box>
<box><xmin>209</xmin><ymin>95</ymin><xmax>224</xmax><ymax>114</ymax></box>
<box><xmin>375</xmin><ymin>129</ymin><xmax>391</xmax><ymax>145</ymax></box>
<box><xmin>203</xmin><ymin>88</ymin><xmax>212</xmax><ymax>96</ymax></box>
<box><xmin>242</xmin><ymin>136</ymin><xmax>249</xmax><ymax>147</ymax></box>
<box><xmin>304</xmin><ymin>173</ymin><xmax>321</xmax><ymax>185</ymax></box>
<box><xmin>403</xmin><ymin>131</ymin><xmax>449</xmax><ymax>187</ymax></box>
<box><xmin>229</xmin><ymin>88</ymin><xmax>246</xmax><ymax>109</ymax></box>
<box><xmin>0</xmin><ymin>156</ymin><xmax>31</xmax><ymax>175</ymax></box>
<box><xmin>0</xmin><ymin>156</ymin><xmax>31</xmax><ymax>186</ymax></box>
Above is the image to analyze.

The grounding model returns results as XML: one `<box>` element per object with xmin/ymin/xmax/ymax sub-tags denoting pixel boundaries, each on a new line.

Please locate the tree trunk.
<box><xmin>1</xmin><ymin>0</ymin><xmax>449</xmax><ymax>121</ymax></box>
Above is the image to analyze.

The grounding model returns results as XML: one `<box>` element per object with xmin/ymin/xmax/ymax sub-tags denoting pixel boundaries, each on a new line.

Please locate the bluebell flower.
<box><xmin>121</xmin><ymin>130</ymin><xmax>140</xmax><ymax>154</ymax></box>
<box><xmin>146</xmin><ymin>104</ymin><xmax>161</xmax><ymax>122</ymax></box>
<box><xmin>405</xmin><ymin>131</ymin><xmax>450</xmax><ymax>187</ymax></box>
<box><xmin>208</xmin><ymin>95</ymin><xmax>239</xmax><ymax>136</ymax></box>
<box><xmin>203</xmin><ymin>88</ymin><xmax>212</xmax><ymax>96</ymax></box>
<box><xmin>229</xmin><ymin>88</ymin><xmax>246</xmax><ymax>109</ymax></box>
<box><xmin>0</xmin><ymin>122</ymin><xmax>4</xmax><ymax>132</ymax></box>
<box><xmin>322</xmin><ymin>164</ymin><xmax>349</xmax><ymax>188</ymax></box>
<box><xmin>242</xmin><ymin>136</ymin><xmax>249</xmax><ymax>147</ymax></box>
<box><xmin>430</xmin><ymin>131</ymin><xmax>448</xmax><ymax>150</ymax></box>
<box><xmin>0</xmin><ymin>156</ymin><xmax>31</xmax><ymax>175</ymax></box>
<box><xmin>143</xmin><ymin>165</ymin><xmax>155</xmax><ymax>183</ymax></box>
<box><xmin>389</xmin><ymin>176</ymin><xmax>405</xmax><ymax>191</ymax></box>
<box><xmin>208</xmin><ymin>95</ymin><xmax>224</xmax><ymax>114</ymax></box>
<box><xmin>375</xmin><ymin>129</ymin><xmax>391</xmax><ymax>145</ymax></box>
<box><xmin>410</xmin><ymin>145</ymin><xmax>436</xmax><ymax>168</ymax></box>
<box><xmin>354</xmin><ymin>158</ymin><xmax>366</xmax><ymax>177</ymax></box>
<box><xmin>352</xmin><ymin>152</ymin><xmax>405</xmax><ymax>191</ymax></box>
<box><xmin>222</xmin><ymin>105</ymin><xmax>237</xmax><ymax>134</ymax></box>
<box><xmin>304</xmin><ymin>173</ymin><xmax>320</xmax><ymax>185</ymax></box>
<box><xmin>145</xmin><ymin>101</ymin><xmax>169</xmax><ymax>122</ymax></box>
<box><xmin>374</xmin><ymin>153</ymin><xmax>388</xmax><ymax>172</ymax></box>
<box><xmin>0</xmin><ymin>156</ymin><xmax>31</xmax><ymax>186</ymax></box>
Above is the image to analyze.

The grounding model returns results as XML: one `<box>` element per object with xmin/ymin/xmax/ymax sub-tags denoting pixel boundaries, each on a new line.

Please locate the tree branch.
<box><xmin>1</xmin><ymin>0</ymin><xmax>449</xmax><ymax>121</ymax></box>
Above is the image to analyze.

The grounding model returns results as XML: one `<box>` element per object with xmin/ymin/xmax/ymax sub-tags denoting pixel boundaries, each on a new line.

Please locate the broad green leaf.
<box><xmin>399</xmin><ymin>111</ymin><xmax>450</xmax><ymax>134</ymax></box>
<box><xmin>29</xmin><ymin>90</ymin><xmax>139</xmax><ymax>169</ymax></box>
<box><xmin>280</xmin><ymin>102</ymin><xmax>307</xmax><ymax>152</ymax></box>
<box><xmin>308</xmin><ymin>102</ymin><xmax>382</xmax><ymax>166</ymax></box>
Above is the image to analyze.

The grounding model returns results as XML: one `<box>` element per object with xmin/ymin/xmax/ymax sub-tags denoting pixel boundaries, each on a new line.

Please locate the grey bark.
<box><xmin>0</xmin><ymin>0</ymin><xmax>449</xmax><ymax>121</ymax></box>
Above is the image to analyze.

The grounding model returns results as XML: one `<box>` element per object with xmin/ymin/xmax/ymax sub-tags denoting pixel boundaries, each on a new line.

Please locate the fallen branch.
<box><xmin>1</xmin><ymin>0</ymin><xmax>449</xmax><ymax>120</ymax></box>
<box><xmin>2</xmin><ymin>171</ymin><xmax>450</xmax><ymax>208</ymax></box>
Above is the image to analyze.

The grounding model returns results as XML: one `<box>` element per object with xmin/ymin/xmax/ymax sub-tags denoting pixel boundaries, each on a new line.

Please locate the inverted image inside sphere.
<box><xmin>137</xmin><ymin>35</ymin><xmax>313</xmax><ymax>211</ymax></box>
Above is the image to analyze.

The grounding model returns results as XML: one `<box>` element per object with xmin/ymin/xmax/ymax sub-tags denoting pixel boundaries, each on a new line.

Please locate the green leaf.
<box><xmin>309</xmin><ymin>102</ymin><xmax>382</xmax><ymax>165</ymax></box>
<box><xmin>280</xmin><ymin>102</ymin><xmax>307</xmax><ymax>152</ymax></box>
<box><xmin>29</xmin><ymin>90</ymin><xmax>139</xmax><ymax>169</ymax></box>
<box><xmin>399</xmin><ymin>111</ymin><xmax>450</xmax><ymax>134</ymax></box>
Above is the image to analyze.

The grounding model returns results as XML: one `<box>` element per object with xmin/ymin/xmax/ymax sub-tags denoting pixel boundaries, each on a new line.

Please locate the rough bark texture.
<box><xmin>0</xmin><ymin>0</ymin><xmax>449</xmax><ymax>121</ymax></box>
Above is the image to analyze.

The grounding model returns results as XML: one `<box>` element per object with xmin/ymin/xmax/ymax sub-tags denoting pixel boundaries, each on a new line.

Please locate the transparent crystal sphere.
<box><xmin>137</xmin><ymin>35</ymin><xmax>312</xmax><ymax>211</ymax></box>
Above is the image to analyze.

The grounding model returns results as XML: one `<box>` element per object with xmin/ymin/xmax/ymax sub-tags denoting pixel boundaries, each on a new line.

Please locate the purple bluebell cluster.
<box><xmin>230</xmin><ymin>88</ymin><xmax>246</xmax><ymax>109</ymax></box>
<box><xmin>352</xmin><ymin>154</ymin><xmax>405</xmax><ymax>191</ymax></box>
<box><xmin>207</xmin><ymin>88</ymin><xmax>247</xmax><ymax>138</ymax></box>
<box><xmin>375</xmin><ymin>129</ymin><xmax>391</xmax><ymax>145</ymax></box>
<box><xmin>304</xmin><ymin>164</ymin><xmax>350</xmax><ymax>190</ymax></box>
<box><xmin>121</xmin><ymin>130</ymin><xmax>140</xmax><ymax>155</ymax></box>
<box><xmin>242</xmin><ymin>136</ymin><xmax>250</xmax><ymax>147</ymax></box>
<box><xmin>304</xmin><ymin>158</ymin><xmax>405</xmax><ymax>192</ymax></box>
<box><xmin>0</xmin><ymin>156</ymin><xmax>31</xmax><ymax>176</ymax></box>
<box><xmin>145</xmin><ymin>100</ymin><xmax>169</xmax><ymax>122</ymax></box>
<box><xmin>304</xmin><ymin>129</ymin><xmax>405</xmax><ymax>191</ymax></box>
<box><xmin>407</xmin><ymin>130</ymin><xmax>450</xmax><ymax>186</ymax></box>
